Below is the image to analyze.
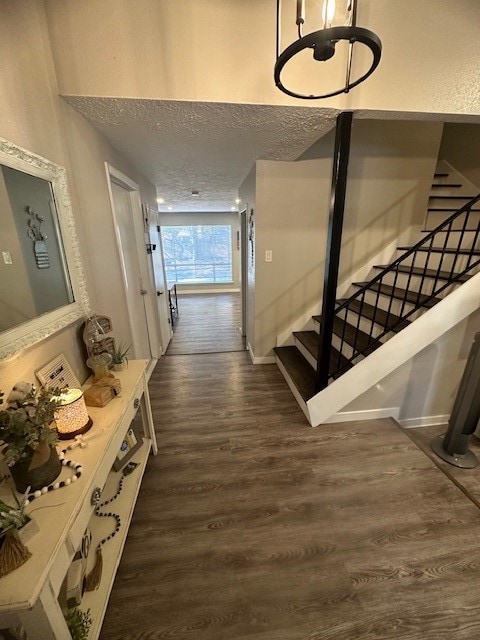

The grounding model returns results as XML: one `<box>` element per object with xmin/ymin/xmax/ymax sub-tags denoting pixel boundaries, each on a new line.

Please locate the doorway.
<box><xmin>105</xmin><ymin>164</ymin><xmax>160</xmax><ymax>363</ymax></box>
<box><xmin>165</xmin><ymin>292</ymin><xmax>245</xmax><ymax>355</ymax></box>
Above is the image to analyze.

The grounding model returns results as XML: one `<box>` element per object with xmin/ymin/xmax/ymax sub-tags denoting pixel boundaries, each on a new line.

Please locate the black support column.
<box><xmin>316</xmin><ymin>111</ymin><xmax>353</xmax><ymax>392</ymax></box>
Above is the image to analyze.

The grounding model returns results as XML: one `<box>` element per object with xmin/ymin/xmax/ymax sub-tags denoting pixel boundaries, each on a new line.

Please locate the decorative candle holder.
<box><xmin>86</xmin><ymin>353</ymin><xmax>114</xmax><ymax>383</ymax></box>
<box><xmin>55</xmin><ymin>389</ymin><xmax>93</xmax><ymax>440</ymax></box>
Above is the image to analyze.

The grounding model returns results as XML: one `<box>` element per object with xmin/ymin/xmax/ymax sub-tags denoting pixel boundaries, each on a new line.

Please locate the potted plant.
<box><xmin>65</xmin><ymin>607</ymin><xmax>92</xmax><ymax>640</ymax></box>
<box><xmin>0</xmin><ymin>491</ymin><xmax>33</xmax><ymax>578</ymax></box>
<box><xmin>111</xmin><ymin>342</ymin><xmax>131</xmax><ymax>372</ymax></box>
<box><xmin>0</xmin><ymin>384</ymin><xmax>63</xmax><ymax>493</ymax></box>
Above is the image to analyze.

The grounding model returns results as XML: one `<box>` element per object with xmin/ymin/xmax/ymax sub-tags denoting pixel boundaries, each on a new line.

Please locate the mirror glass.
<box><xmin>0</xmin><ymin>165</ymin><xmax>74</xmax><ymax>332</ymax></box>
<box><xmin>0</xmin><ymin>138</ymin><xmax>90</xmax><ymax>360</ymax></box>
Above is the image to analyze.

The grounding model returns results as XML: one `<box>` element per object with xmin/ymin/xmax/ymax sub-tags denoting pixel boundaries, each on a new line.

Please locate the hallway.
<box><xmin>166</xmin><ymin>293</ymin><xmax>246</xmax><ymax>355</ymax></box>
<box><xmin>98</xmin><ymin>324</ymin><xmax>480</xmax><ymax>639</ymax></box>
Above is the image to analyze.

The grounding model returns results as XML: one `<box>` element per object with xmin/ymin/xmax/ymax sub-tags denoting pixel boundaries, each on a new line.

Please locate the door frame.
<box><xmin>105</xmin><ymin>163</ymin><xmax>160</xmax><ymax>370</ymax></box>
<box><xmin>240</xmin><ymin>207</ymin><xmax>248</xmax><ymax>337</ymax></box>
<box><xmin>148</xmin><ymin>206</ymin><xmax>172</xmax><ymax>353</ymax></box>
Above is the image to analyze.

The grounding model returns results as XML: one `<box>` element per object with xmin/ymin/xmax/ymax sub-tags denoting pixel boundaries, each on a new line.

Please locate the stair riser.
<box><xmin>337</xmin><ymin>310</ymin><xmax>399</xmax><ymax>341</ymax></box>
<box><xmin>314</xmin><ymin>308</ymin><xmax>411</xmax><ymax>339</ymax></box>
<box><xmin>420</xmin><ymin>230</ymin><xmax>480</xmax><ymax>250</ymax></box>
<box><xmin>274</xmin><ymin>355</ymin><xmax>310</xmax><ymax>419</ymax></box>
<box><xmin>428</xmin><ymin>194</ymin><xmax>478</xmax><ymax>203</ymax></box>
<box><xmin>330</xmin><ymin>335</ymin><xmax>365</xmax><ymax>362</ymax></box>
<box><xmin>377</xmin><ymin>271</ymin><xmax>462</xmax><ymax>298</ymax></box>
<box><xmin>293</xmin><ymin>336</ymin><xmax>318</xmax><ymax>370</ymax></box>
<box><xmin>312</xmin><ymin>314</ymin><xmax>384</xmax><ymax>345</ymax></box>
<box><xmin>424</xmin><ymin>212</ymin><xmax>480</xmax><ymax>232</ymax></box>
<box><xmin>357</xmin><ymin>290</ymin><xmax>439</xmax><ymax>317</ymax></box>
<box><xmin>394</xmin><ymin>251</ymin><xmax>479</xmax><ymax>274</ymax></box>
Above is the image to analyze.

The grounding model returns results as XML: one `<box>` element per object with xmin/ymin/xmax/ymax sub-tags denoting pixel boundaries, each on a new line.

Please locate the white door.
<box><xmin>106</xmin><ymin>166</ymin><xmax>160</xmax><ymax>361</ymax></box>
<box><xmin>148</xmin><ymin>209</ymin><xmax>172</xmax><ymax>352</ymax></box>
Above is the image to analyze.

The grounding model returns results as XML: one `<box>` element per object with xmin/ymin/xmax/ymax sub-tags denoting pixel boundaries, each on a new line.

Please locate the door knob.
<box><xmin>157</xmin><ymin>291</ymin><xmax>164</xmax><ymax>296</ymax></box>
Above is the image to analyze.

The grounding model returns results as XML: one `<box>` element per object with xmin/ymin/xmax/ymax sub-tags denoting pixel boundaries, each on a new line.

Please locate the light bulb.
<box><xmin>322</xmin><ymin>0</ymin><xmax>336</xmax><ymax>26</ymax></box>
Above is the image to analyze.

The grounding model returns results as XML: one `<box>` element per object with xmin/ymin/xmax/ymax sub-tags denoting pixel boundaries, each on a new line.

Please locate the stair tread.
<box><xmin>374</xmin><ymin>264</ymin><xmax>470</xmax><ymax>283</ymax></box>
<box><xmin>397</xmin><ymin>246</ymin><xmax>480</xmax><ymax>255</ymax></box>
<box><xmin>431</xmin><ymin>183</ymin><xmax>462</xmax><ymax>188</ymax></box>
<box><xmin>352</xmin><ymin>281</ymin><xmax>440</xmax><ymax>309</ymax></box>
<box><xmin>434</xmin><ymin>172</ymin><xmax>449</xmax><ymax>177</ymax></box>
<box><xmin>334</xmin><ymin>299</ymin><xmax>410</xmax><ymax>332</ymax></box>
<box><xmin>429</xmin><ymin>195</ymin><xmax>476</xmax><ymax>199</ymax></box>
<box><xmin>293</xmin><ymin>330</ymin><xmax>354</xmax><ymax>372</ymax></box>
<box><xmin>273</xmin><ymin>346</ymin><xmax>316</xmax><ymax>401</ymax></box>
<box><xmin>427</xmin><ymin>208</ymin><xmax>480</xmax><ymax>211</ymax></box>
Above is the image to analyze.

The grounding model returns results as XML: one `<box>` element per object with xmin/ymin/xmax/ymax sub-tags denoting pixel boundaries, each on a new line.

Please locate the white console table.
<box><xmin>0</xmin><ymin>360</ymin><xmax>157</xmax><ymax>640</ymax></box>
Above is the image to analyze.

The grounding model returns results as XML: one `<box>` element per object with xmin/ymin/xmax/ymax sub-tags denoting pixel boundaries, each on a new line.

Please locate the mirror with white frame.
<box><xmin>0</xmin><ymin>138</ymin><xmax>90</xmax><ymax>360</ymax></box>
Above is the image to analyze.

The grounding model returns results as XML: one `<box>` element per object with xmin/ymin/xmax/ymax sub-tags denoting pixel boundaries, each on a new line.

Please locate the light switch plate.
<box><xmin>265</xmin><ymin>250</ymin><xmax>272</xmax><ymax>262</ymax></box>
<box><xmin>2</xmin><ymin>251</ymin><xmax>12</xmax><ymax>265</ymax></box>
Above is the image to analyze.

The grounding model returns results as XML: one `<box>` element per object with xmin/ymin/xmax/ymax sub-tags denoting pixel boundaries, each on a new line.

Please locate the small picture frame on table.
<box><xmin>112</xmin><ymin>425</ymin><xmax>142</xmax><ymax>472</ymax></box>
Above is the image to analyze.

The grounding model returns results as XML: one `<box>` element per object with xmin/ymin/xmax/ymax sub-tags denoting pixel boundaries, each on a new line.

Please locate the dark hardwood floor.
<box><xmin>166</xmin><ymin>293</ymin><xmax>245</xmax><ymax>355</ymax></box>
<box><xmin>100</xmin><ymin>351</ymin><xmax>480</xmax><ymax>640</ymax></box>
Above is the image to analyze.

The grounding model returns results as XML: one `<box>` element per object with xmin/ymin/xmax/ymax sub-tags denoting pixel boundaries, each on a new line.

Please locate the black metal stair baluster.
<box><xmin>415</xmin><ymin>236</ymin><xmax>433</xmax><ymax>308</ymax></box>
<box><xmin>433</xmin><ymin>218</ymin><xmax>453</xmax><ymax>299</ymax></box>
<box><xmin>385</xmin><ymin>267</ymin><xmax>399</xmax><ymax>323</ymax></box>
<box><xmin>466</xmin><ymin>214</ymin><xmax>480</xmax><ymax>271</ymax></box>
<box><xmin>369</xmin><ymin>275</ymin><xmax>383</xmax><ymax>352</ymax></box>
<box><xmin>353</xmin><ymin>293</ymin><xmax>365</xmax><ymax>361</ymax></box>
<box><xmin>338</xmin><ymin>306</ymin><xmax>349</xmax><ymax>374</ymax></box>
<box><xmin>399</xmin><ymin>252</ymin><xmax>416</xmax><ymax>318</ymax></box>
<box><xmin>349</xmin><ymin>302</ymin><xmax>362</xmax><ymax>364</ymax></box>
<box><xmin>450</xmin><ymin>208</ymin><xmax>469</xmax><ymax>279</ymax></box>
<box><xmin>316</xmin><ymin>112</ymin><xmax>353</xmax><ymax>392</ymax></box>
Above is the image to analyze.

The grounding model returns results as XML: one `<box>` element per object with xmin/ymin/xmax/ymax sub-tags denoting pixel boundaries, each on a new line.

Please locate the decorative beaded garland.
<box><xmin>85</xmin><ymin>462</ymin><xmax>139</xmax><ymax>592</ymax></box>
<box><xmin>91</xmin><ymin>462</ymin><xmax>140</xmax><ymax>549</ymax></box>
<box><xmin>24</xmin><ymin>449</ymin><xmax>83</xmax><ymax>506</ymax></box>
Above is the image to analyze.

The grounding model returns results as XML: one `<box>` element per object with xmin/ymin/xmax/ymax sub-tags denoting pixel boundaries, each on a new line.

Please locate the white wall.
<box><xmin>341</xmin><ymin>119</ymin><xmax>443</xmax><ymax>281</ymax></box>
<box><xmin>0</xmin><ymin>0</ymin><xmax>158</xmax><ymax>395</ymax></box>
<box><xmin>58</xmin><ymin>100</ymin><xmax>158</xmax><ymax>354</ymax></box>
<box><xmin>439</xmin><ymin>123</ymin><xmax>480</xmax><ymax>190</ymax></box>
<box><xmin>44</xmin><ymin>0</ymin><xmax>480</xmax><ymax>118</ymax></box>
<box><xmin>159</xmin><ymin>212</ymin><xmax>240</xmax><ymax>293</ymax></box>
<box><xmin>254</xmin><ymin>158</ymin><xmax>333</xmax><ymax>357</ymax></box>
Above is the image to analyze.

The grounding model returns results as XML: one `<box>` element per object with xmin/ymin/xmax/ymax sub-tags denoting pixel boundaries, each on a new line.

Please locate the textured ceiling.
<box><xmin>64</xmin><ymin>97</ymin><xmax>338</xmax><ymax>212</ymax></box>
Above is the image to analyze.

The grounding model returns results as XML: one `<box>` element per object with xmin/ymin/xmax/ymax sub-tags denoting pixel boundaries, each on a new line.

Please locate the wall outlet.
<box><xmin>265</xmin><ymin>250</ymin><xmax>272</xmax><ymax>262</ymax></box>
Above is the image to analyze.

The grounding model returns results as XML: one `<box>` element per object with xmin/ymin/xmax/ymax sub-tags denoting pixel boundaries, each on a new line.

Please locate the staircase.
<box><xmin>274</xmin><ymin>167</ymin><xmax>480</xmax><ymax>417</ymax></box>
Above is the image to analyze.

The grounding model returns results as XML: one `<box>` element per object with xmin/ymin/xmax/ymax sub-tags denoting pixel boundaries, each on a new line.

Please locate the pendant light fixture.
<box><xmin>274</xmin><ymin>0</ymin><xmax>382</xmax><ymax>100</ymax></box>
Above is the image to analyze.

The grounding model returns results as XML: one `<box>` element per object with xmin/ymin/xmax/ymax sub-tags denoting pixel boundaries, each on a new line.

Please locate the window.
<box><xmin>161</xmin><ymin>224</ymin><xmax>233</xmax><ymax>285</ymax></box>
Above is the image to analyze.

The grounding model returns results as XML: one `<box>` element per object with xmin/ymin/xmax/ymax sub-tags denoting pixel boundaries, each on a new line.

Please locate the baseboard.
<box><xmin>247</xmin><ymin>343</ymin><xmax>276</xmax><ymax>364</ymax></box>
<box><xmin>325</xmin><ymin>407</ymin><xmax>400</xmax><ymax>424</ymax></box>
<box><xmin>398</xmin><ymin>414</ymin><xmax>449</xmax><ymax>429</ymax></box>
<box><xmin>146</xmin><ymin>358</ymin><xmax>158</xmax><ymax>380</ymax></box>
<box><xmin>177</xmin><ymin>288</ymin><xmax>240</xmax><ymax>294</ymax></box>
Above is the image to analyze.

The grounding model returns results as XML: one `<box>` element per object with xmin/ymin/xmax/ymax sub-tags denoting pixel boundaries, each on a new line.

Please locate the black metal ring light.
<box><xmin>274</xmin><ymin>0</ymin><xmax>382</xmax><ymax>101</ymax></box>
